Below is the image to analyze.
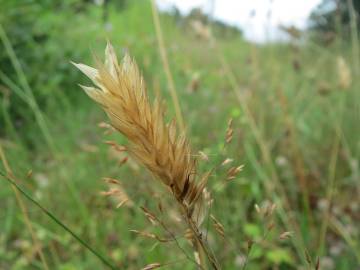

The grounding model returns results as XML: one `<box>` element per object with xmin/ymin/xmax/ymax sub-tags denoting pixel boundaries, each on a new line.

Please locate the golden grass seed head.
<box><xmin>73</xmin><ymin>42</ymin><xmax>208</xmax><ymax>219</ymax></box>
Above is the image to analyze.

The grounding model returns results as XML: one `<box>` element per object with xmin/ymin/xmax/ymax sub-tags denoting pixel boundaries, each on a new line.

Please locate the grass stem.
<box><xmin>150</xmin><ymin>0</ymin><xmax>185</xmax><ymax>131</ymax></box>
<box><xmin>0</xmin><ymin>168</ymin><xmax>118</xmax><ymax>270</ymax></box>
<box><xmin>0</xmin><ymin>145</ymin><xmax>50</xmax><ymax>270</ymax></box>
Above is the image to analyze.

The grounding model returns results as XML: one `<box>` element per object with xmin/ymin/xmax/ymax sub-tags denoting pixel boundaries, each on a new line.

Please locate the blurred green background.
<box><xmin>0</xmin><ymin>0</ymin><xmax>359</xmax><ymax>269</ymax></box>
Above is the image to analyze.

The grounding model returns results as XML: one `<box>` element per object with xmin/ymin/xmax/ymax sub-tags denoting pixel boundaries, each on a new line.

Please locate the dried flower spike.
<box><xmin>73</xmin><ymin>42</ymin><xmax>208</xmax><ymax>216</ymax></box>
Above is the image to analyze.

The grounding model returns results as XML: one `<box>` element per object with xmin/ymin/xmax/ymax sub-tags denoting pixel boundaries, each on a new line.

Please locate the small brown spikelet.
<box><xmin>225</xmin><ymin>118</ymin><xmax>233</xmax><ymax>144</ymax></box>
<box><xmin>279</xmin><ymin>231</ymin><xmax>292</xmax><ymax>240</ymax></box>
<box><xmin>210</xmin><ymin>215</ymin><xmax>225</xmax><ymax>238</ymax></box>
<box><xmin>101</xmin><ymin>177</ymin><xmax>133</xmax><ymax>208</ymax></box>
<box><xmin>226</xmin><ymin>165</ymin><xmax>244</xmax><ymax>180</ymax></box>
<box><xmin>141</xmin><ymin>263</ymin><xmax>162</xmax><ymax>270</ymax></box>
<box><xmin>73</xmin><ymin>42</ymin><xmax>207</xmax><ymax>215</ymax></box>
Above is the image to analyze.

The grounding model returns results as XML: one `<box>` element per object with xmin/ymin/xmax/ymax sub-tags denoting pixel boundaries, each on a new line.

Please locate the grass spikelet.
<box><xmin>184</xmin><ymin>228</ymin><xmax>194</xmax><ymax>243</ymax></box>
<box><xmin>221</xmin><ymin>158</ymin><xmax>233</xmax><ymax>166</ymax></box>
<box><xmin>98</xmin><ymin>121</ymin><xmax>115</xmax><ymax>135</ymax></box>
<box><xmin>118</xmin><ymin>156</ymin><xmax>128</xmax><ymax>166</ymax></box>
<box><xmin>254</xmin><ymin>204</ymin><xmax>261</xmax><ymax>214</ymax></box>
<box><xmin>198</xmin><ymin>150</ymin><xmax>209</xmax><ymax>161</ymax></box>
<box><xmin>264</xmin><ymin>203</ymin><xmax>276</xmax><ymax>218</ymax></box>
<box><xmin>226</xmin><ymin>165</ymin><xmax>244</xmax><ymax>180</ymax></box>
<box><xmin>26</xmin><ymin>169</ymin><xmax>33</xmax><ymax>179</ymax></box>
<box><xmin>130</xmin><ymin>230</ymin><xmax>172</xmax><ymax>243</ymax></box>
<box><xmin>104</xmin><ymin>140</ymin><xmax>127</xmax><ymax>152</ymax></box>
<box><xmin>210</xmin><ymin>215</ymin><xmax>225</xmax><ymax>238</ymax></box>
<box><xmin>73</xmin><ymin>42</ymin><xmax>205</xmax><ymax>215</ymax></box>
<box><xmin>101</xmin><ymin>177</ymin><xmax>133</xmax><ymax>208</ymax></box>
<box><xmin>279</xmin><ymin>231</ymin><xmax>293</xmax><ymax>240</ymax></box>
<box><xmin>140</xmin><ymin>206</ymin><xmax>158</xmax><ymax>225</ymax></box>
<box><xmin>141</xmin><ymin>262</ymin><xmax>162</xmax><ymax>270</ymax></box>
<box><xmin>225</xmin><ymin>118</ymin><xmax>234</xmax><ymax>144</ymax></box>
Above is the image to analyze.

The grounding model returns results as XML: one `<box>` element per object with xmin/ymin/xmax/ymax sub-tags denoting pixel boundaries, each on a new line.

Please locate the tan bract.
<box><xmin>72</xmin><ymin>42</ymin><xmax>208</xmax><ymax>216</ymax></box>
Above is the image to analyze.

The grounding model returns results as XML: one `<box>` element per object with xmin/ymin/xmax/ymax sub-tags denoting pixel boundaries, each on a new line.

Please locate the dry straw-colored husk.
<box><xmin>72</xmin><ymin>42</ymin><xmax>209</xmax><ymax>220</ymax></box>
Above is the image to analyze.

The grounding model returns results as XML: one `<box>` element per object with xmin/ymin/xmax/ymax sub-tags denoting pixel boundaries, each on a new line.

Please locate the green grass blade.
<box><xmin>0</xmin><ymin>170</ymin><xmax>118</xmax><ymax>270</ymax></box>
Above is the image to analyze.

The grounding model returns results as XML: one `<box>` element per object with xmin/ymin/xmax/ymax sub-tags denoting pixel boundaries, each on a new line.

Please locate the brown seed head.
<box><xmin>73</xmin><ymin>42</ymin><xmax>208</xmax><ymax>217</ymax></box>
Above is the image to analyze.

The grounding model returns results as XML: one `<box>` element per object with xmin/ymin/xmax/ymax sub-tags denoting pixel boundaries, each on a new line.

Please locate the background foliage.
<box><xmin>0</xmin><ymin>0</ymin><xmax>359</xmax><ymax>269</ymax></box>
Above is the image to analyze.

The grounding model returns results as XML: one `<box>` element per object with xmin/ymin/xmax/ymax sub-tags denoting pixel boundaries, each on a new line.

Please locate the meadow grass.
<box><xmin>0</xmin><ymin>1</ymin><xmax>359</xmax><ymax>269</ymax></box>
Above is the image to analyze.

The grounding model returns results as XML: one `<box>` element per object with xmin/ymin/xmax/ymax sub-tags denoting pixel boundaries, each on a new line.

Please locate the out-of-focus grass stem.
<box><xmin>150</xmin><ymin>0</ymin><xmax>185</xmax><ymax>131</ymax></box>
<box><xmin>347</xmin><ymin>0</ymin><xmax>359</xmax><ymax>75</ymax></box>
<box><xmin>0</xmin><ymin>25</ymin><xmax>57</xmax><ymax>154</ymax></box>
<box><xmin>0</xmin><ymin>144</ymin><xmax>50</xmax><ymax>270</ymax></box>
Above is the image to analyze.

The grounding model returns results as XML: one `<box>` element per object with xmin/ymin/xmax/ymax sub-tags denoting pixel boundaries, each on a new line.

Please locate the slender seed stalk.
<box><xmin>0</xmin><ymin>170</ymin><xmax>118</xmax><ymax>270</ymax></box>
<box><xmin>150</xmin><ymin>0</ymin><xmax>185</xmax><ymax>131</ymax></box>
<box><xmin>0</xmin><ymin>145</ymin><xmax>50</xmax><ymax>270</ymax></box>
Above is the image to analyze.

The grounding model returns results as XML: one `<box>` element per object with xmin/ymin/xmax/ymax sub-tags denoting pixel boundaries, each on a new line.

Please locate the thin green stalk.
<box><xmin>329</xmin><ymin>217</ymin><xmax>360</xmax><ymax>262</ymax></box>
<box><xmin>0</xmin><ymin>170</ymin><xmax>118</xmax><ymax>270</ymax></box>
<box><xmin>0</xmin><ymin>24</ymin><xmax>57</xmax><ymax>154</ymax></box>
<box><xmin>150</xmin><ymin>0</ymin><xmax>185</xmax><ymax>131</ymax></box>
<box><xmin>0</xmin><ymin>31</ymin><xmax>90</xmax><ymax>226</ymax></box>
<box><xmin>347</xmin><ymin>0</ymin><xmax>360</xmax><ymax>75</ymax></box>
<box><xmin>317</xmin><ymin>91</ymin><xmax>346</xmax><ymax>256</ymax></box>
<box><xmin>0</xmin><ymin>70</ymin><xmax>31</xmax><ymax>104</ymax></box>
<box><xmin>1</xmin><ymin>94</ymin><xmax>21</xmax><ymax>143</ymax></box>
<box><xmin>0</xmin><ymin>146</ymin><xmax>50</xmax><ymax>270</ymax></box>
<box><xmin>317</xmin><ymin>130</ymin><xmax>340</xmax><ymax>256</ymax></box>
<box><xmin>211</xmin><ymin>41</ymin><xmax>308</xmax><ymax>265</ymax></box>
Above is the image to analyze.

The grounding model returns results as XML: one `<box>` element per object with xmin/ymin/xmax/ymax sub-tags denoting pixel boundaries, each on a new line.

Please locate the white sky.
<box><xmin>156</xmin><ymin>0</ymin><xmax>323</xmax><ymax>42</ymax></box>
